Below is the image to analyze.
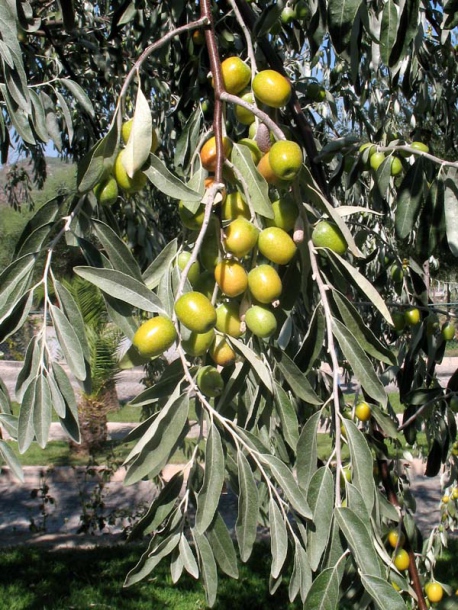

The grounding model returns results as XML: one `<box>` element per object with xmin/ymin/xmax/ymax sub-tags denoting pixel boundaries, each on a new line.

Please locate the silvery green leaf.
<box><xmin>192</xmin><ymin>529</ymin><xmax>218</xmax><ymax>608</ymax></box>
<box><xmin>50</xmin><ymin>304</ymin><xmax>86</xmax><ymax>381</ymax></box>
<box><xmin>307</xmin><ymin>467</ymin><xmax>334</xmax><ymax>571</ymax></box>
<box><xmin>93</xmin><ymin>220</ymin><xmax>144</xmax><ymax>282</ymax></box>
<box><xmin>261</xmin><ymin>454</ymin><xmax>312</xmax><ymax>519</ymax></box>
<box><xmin>123</xmin><ymin>86</ymin><xmax>152</xmax><ymax>177</ymax></box>
<box><xmin>230</xmin><ymin>337</ymin><xmax>273</xmax><ymax>392</ymax></box>
<box><xmin>0</xmin><ymin>439</ymin><xmax>24</xmax><ymax>481</ymax></box>
<box><xmin>143</xmin><ymin>239</ymin><xmax>178</xmax><ymax>290</ymax></box>
<box><xmin>179</xmin><ymin>534</ymin><xmax>199</xmax><ymax>579</ymax></box>
<box><xmin>342</xmin><ymin>419</ymin><xmax>376</xmax><ymax>514</ymax></box>
<box><xmin>303</xmin><ymin>564</ymin><xmax>341</xmax><ymax>610</ymax></box>
<box><xmin>236</xmin><ymin>450</ymin><xmax>259</xmax><ymax>562</ymax></box>
<box><xmin>195</xmin><ymin>424</ymin><xmax>225</xmax><ymax>534</ymax></box>
<box><xmin>335</xmin><ymin>507</ymin><xmax>382</xmax><ymax>577</ymax></box>
<box><xmin>269</xmin><ymin>498</ymin><xmax>288</xmax><ymax>579</ymax></box>
<box><xmin>144</xmin><ymin>154</ymin><xmax>202</xmax><ymax>201</ymax></box>
<box><xmin>207</xmin><ymin>512</ymin><xmax>239</xmax><ymax>578</ymax></box>
<box><xmin>361</xmin><ymin>574</ymin><xmax>406</xmax><ymax>610</ymax></box>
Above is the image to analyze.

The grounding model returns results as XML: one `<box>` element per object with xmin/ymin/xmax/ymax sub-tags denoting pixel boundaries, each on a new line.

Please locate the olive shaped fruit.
<box><xmin>200</xmin><ymin>136</ymin><xmax>232</xmax><ymax>172</ymax></box>
<box><xmin>266</xmin><ymin>197</ymin><xmax>298</xmax><ymax>232</ymax></box>
<box><xmin>252</xmin><ymin>70</ymin><xmax>292</xmax><ymax>108</ymax></box>
<box><xmin>245</xmin><ymin>305</ymin><xmax>277</xmax><ymax>338</ymax></box>
<box><xmin>132</xmin><ymin>316</ymin><xmax>177</xmax><ymax>358</ymax></box>
<box><xmin>177</xmin><ymin>251</ymin><xmax>200</xmax><ymax>286</ymax></box>
<box><xmin>214</xmin><ymin>259</ymin><xmax>248</xmax><ymax>297</ymax></box>
<box><xmin>248</xmin><ymin>264</ymin><xmax>282</xmax><ymax>303</ymax></box>
<box><xmin>220</xmin><ymin>57</ymin><xmax>251</xmax><ymax>95</ymax></box>
<box><xmin>268</xmin><ymin>140</ymin><xmax>303</xmax><ymax>181</ymax></box>
<box><xmin>216</xmin><ymin>301</ymin><xmax>243</xmax><ymax>338</ymax></box>
<box><xmin>181</xmin><ymin>329</ymin><xmax>215</xmax><ymax>357</ymax></box>
<box><xmin>235</xmin><ymin>90</ymin><xmax>256</xmax><ymax>125</ymax></box>
<box><xmin>114</xmin><ymin>150</ymin><xmax>147</xmax><ymax>194</ymax></box>
<box><xmin>93</xmin><ymin>177</ymin><xmax>119</xmax><ymax>206</ymax></box>
<box><xmin>209</xmin><ymin>334</ymin><xmax>237</xmax><ymax>367</ymax></box>
<box><xmin>224</xmin><ymin>218</ymin><xmax>259</xmax><ymax>258</ymax></box>
<box><xmin>174</xmin><ymin>292</ymin><xmax>217</xmax><ymax>333</ymax></box>
<box><xmin>196</xmin><ymin>365</ymin><xmax>225</xmax><ymax>397</ymax></box>
<box><xmin>311</xmin><ymin>221</ymin><xmax>347</xmax><ymax>255</ymax></box>
<box><xmin>258</xmin><ymin>227</ymin><xmax>297</xmax><ymax>265</ymax></box>
<box><xmin>221</xmin><ymin>191</ymin><xmax>251</xmax><ymax>221</ymax></box>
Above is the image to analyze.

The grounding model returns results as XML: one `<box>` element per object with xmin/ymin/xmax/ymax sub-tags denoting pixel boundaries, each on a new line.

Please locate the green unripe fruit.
<box><xmin>93</xmin><ymin>177</ymin><xmax>119</xmax><ymax>206</ymax></box>
<box><xmin>175</xmin><ymin>292</ymin><xmax>217</xmax><ymax>333</ymax></box>
<box><xmin>132</xmin><ymin>316</ymin><xmax>177</xmax><ymax>359</ymax></box>
<box><xmin>216</xmin><ymin>301</ymin><xmax>243</xmax><ymax>338</ymax></box>
<box><xmin>248</xmin><ymin>264</ymin><xmax>282</xmax><ymax>304</ymax></box>
<box><xmin>196</xmin><ymin>365</ymin><xmax>225</xmax><ymax>397</ymax></box>
<box><xmin>258</xmin><ymin>226</ymin><xmax>297</xmax><ymax>265</ymax></box>
<box><xmin>245</xmin><ymin>305</ymin><xmax>277</xmax><ymax>338</ymax></box>
<box><xmin>235</xmin><ymin>91</ymin><xmax>256</xmax><ymax>125</ymax></box>
<box><xmin>268</xmin><ymin>140</ymin><xmax>303</xmax><ymax>181</ymax></box>
<box><xmin>182</xmin><ymin>329</ymin><xmax>215</xmax><ymax>357</ymax></box>
<box><xmin>311</xmin><ymin>221</ymin><xmax>347</xmax><ymax>255</ymax></box>
<box><xmin>369</xmin><ymin>152</ymin><xmax>386</xmax><ymax>171</ymax></box>
<box><xmin>177</xmin><ymin>251</ymin><xmax>200</xmax><ymax>286</ymax></box>
<box><xmin>265</xmin><ymin>197</ymin><xmax>298</xmax><ymax>232</ymax></box>
<box><xmin>252</xmin><ymin>70</ymin><xmax>292</xmax><ymax>108</ymax></box>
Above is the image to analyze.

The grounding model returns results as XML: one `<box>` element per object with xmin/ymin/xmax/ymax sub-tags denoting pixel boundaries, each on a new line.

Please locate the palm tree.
<box><xmin>64</xmin><ymin>276</ymin><xmax>121</xmax><ymax>455</ymax></box>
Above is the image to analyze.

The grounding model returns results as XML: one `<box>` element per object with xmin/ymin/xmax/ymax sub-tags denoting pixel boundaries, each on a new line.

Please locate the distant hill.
<box><xmin>0</xmin><ymin>157</ymin><xmax>76</xmax><ymax>208</ymax></box>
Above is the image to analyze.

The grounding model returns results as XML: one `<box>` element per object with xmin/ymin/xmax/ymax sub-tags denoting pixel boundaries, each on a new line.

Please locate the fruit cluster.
<box><xmin>359</xmin><ymin>140</ymin><xmax>429</xmax><ymax>178</ymax></box>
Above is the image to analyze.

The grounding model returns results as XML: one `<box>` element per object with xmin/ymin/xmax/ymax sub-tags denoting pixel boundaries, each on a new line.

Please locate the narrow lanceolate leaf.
<box><xmin>179</xmin><ymin>534</ymin><xmax>199</xmax><ymax>579</ymax></box>
<box><xmin>33</xmin><ymin>374</ymin><xmax>52</xmax><ymax>448</ymax></box>
<box><xmin>395</xmin><ymin>157</ymin><xmax>425</xmax><ymax>239</ymax></box>
<box><xmin>124</xmin><ymin>393</ymin><xmax>189</xmax><ymax>485</ymax></box>
<box><xmin>60</xmin><ymin>78</ymin><xmax>95</xmax><ymax>117</ymax></box>
<box><xmin>46</xmin><ymin>369</ymin><xmax>66</xmax><ymax>419</ymax></box>
<box><xmin>0</xmin><ymin>440</ymin><xmax>24</xmax><ymax>481</ymax></box>
<box><xmin>77</xmin><ymin>120</ymin><xmax>119</xmax><ymax>192</ymax></box>
<box><xmin>177</xmin><ymin>167</ymin><xmax>206</xmax><ymax>214</ymax></box>
<box><xmin>18</xmin><ymin>376</ymin><xmax>37</xmax><ymax>454</ymax></box>
<box><xmin>361</xmin><ymin>574</ymin><xmax>406</xmax><ymax>610</ymax></box>
<box><xmin>342</xmin><ymin>419</ymin><xmax>376</xmax><ymax>514</ymax></box>
<box><xmin>335</xmin><ymin>507</ymin><xmax>382</xmax><ymax>577</ymax></box>
<box><xmin>142</xmin><ymin>239</ymin><xmax>178</xmax><ymax>290</ymax></box>
<box><xmin>303</xmin><ymin>565</ymin><xmax>341</xmax><ymax>610</ymax></box>
<box><xmin>74</xmin><ymin>267</ymin><xmax>165</xmax><ymax>314</ymax></box>
<box><xmin>123</xmin><ymin>86</ymin><xmax>152</xmax><ymax>177</ymax></box>
<box><xmin>231</xmin><ymin>143</ymin><xmax>274</xmax><ymax>219</ymax></box>
<box><xmin>307</xmin><ymin>467</ymin><xmax>334</xmax><ymax>571</ymax></box>
<box><xmin>333</xmin><ymin>292</ymin><xmax>395</xmax><ymax>365</ymax></box>
<box><xmin>444</xmin><ymin>168</ymin><xmax>458</xmax><ymax>257</ymax></box>
<box><xmin>332</xmin><ymin>318</ymin><xmax>387</xmax><ymax>407</ymax></box>
<box><xmin>0</xmin><ymin>290</ymin><xmax>33</xmax><ymax>344</ymax></box>
<box><xmin>50</xmin><ymin>304</ymin><xmax>86</xmax><ymax>381</ymax></box>
<box><xmin>93</xmin><ymin>220</ymin><xmax>144</xmax><ymax>282</ymax></box>
<box><xmin>327</xmin><ymin>252</ymin><xmax>393</xmax><ymax>324</ymax></box>
<box><xmin>236</xmin><ymin>451</ymin><xmax>259</xmax><ymax>562</ymax></box>
<box><xmin>54</xmin><ymin>280</ymin><xmax>90</xmax><ymax>361</ymax></box>
<box><xmin>274</xmin><ymin>383</ymin><xmax>299</xmax><ymax>451</ymax></box>
<box><xmin>195</xmin><ymin>424</ymin><xmax>225</xmax><ymax>534</ymax></box>
<box><xmin>192</xmin><ymin>530</ymin><xmax>218</xmax><ymax>608</ymax></box>
<box><xmin>0</xmin><ymin>253</ymin><xmax>35</xmax><ymax>317</ymax></box>
<box><xmin>261</xmin><ymin>454</ymin><xmax>312</xmax><ymax>519</ymax></box>
<box><xmin>380</xmin><ymin>0</ymin><xmax>400</xmax><ymax>65</ymax></box>
<box><xmin>207</xmin><ymin>512</ymin><xmax>239</xmax><ymax>579</ymax></box>
<box><xmin>269</xmin><ymin>499</ymin><xmax>288</xmax><ymax>579</ymax></box>
<box><xmin>297</xmin><ymin>411</ymin><xmax>321</xmax><ymax>491</ymax></box>
<box><xmin>289</xmin><ymin>540</ymin><xmax>312</xmax><ymax>603</ymax></box>
<box><xmin>230</xmin><ymin>337</ymin><xmax>273</xmax><ymax>392</ymax></box>
<box><xmin>328</xmin><ymin>0</ymin><xmax>362</xmax><ymax>53</ymax></box>
<box><xmin>124</xmin><ymin>532</ymin><xmax>181</xmax><ymax>587</ymax></box>
<box><xmin>144</xmin><ymin>154</ymin><xmax>202</xmax><ymax>201</ymax></box>
<box><xmin>274</xmin><ymin>348</ymin><xmax>322</xmax><ymax>405</ymax></box>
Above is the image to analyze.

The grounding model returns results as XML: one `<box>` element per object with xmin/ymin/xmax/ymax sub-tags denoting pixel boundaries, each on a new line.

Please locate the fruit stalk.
<box><xmin>377</xmin><ymin>459</ymin><xmax>428</xmax><ymax>610</ymax></box>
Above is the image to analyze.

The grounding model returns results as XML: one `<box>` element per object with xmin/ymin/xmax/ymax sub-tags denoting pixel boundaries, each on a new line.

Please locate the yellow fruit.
<box><xmin>393</xmin><ymin>548</ymin><xmax>410</xmax><ymax>571</ymax></box>
<box><xmin>355</xmin><ymin>401</ymin><xmax>371</xmax><ymax>422</ymax></box>
<box><xmin>404</xmin><ymin>307</ymin><xmax>421</xmax><ymax>326</ymax></box>
<box><xmin>114</xmin><ymin>150</ymin><xmax>147</xmax><ymax>193</ymax></box>
<box><xmin>224</xmin><ymin>218</ymin><xmax>259</xmax><ymax>258</ymax></box>
<box><xmin>221</xmin><ymin>191</ymin><xmax>251</xmax><ymax>221</ymax></box>
<box><xmin>235</xmin><ymin>90</ymin><xmax>256</xmax><ymax>125</ymax></box>
<box><xmin>196</xmin><ymin>365</ymin><xmax>225</xmax><ymax>397</ymax></box>
<box><xmin>442</xmin><ymin>494</ymin><xmax>450</xmax><ymax>504</ymax></box>
<box><xmin>93</xmin><ymin>177</ymin><xmax>119</xmax><ymax>205</ymax></box>
<box><xmin>216</xmin><ymin>301</ymin><xmax>243</xmax><ymax>338</ymax></box>
<box><xmin>209</xmin><ymin>334</ymin><xmax>237</xmax><ymax>367</ymax></box>
<box><xmin>214</xmin><ymin>259</ymin><xmax>248</xmax><ymax>297</ymax></box>
<box><xmin>248</xmin><ymin>264</ymin><xmax>282</xmax><ymax>304</ymax></box>
<box><xmin>387</xmin><ymin>529</ymin><xmax>405</xmax><ymax>549</ymax></box>
<box><xmin>311</xmin><ymin>221</ymin><xmax>347</xmax><ymax>255</ymax></box>
<box><xmin>245</xmin><ymin>305</ymin><xmax>277</xmax><ymax>338</ymax></box>
<box><xmin>220</xmin><ymin>57</ymin><xmax>251</xmax><ymax>95</ymax></box>
<box><xmin>192</xmin><ymin>29</ymin><xmax>205</xmax><ymax>45</ymax></box>
<box><xmin>181</xmin><ymin>329</ymin><xmax>215</xmax><ymax>357</ymax></box>
<box><xmin>266</xmin><ymin>197</ymin><xmax>298</xmax><ymax>232</ymax></box>
<box><xmin>451</xmin><ymin>487</ymin><xmax>458</xmax><ymax>499</ymax></box>
<box><xmin>177</xmin><ymin>251</ymin><xmax>200</xmax><ymax>286</ymax></box>
<box><xmin>178</xmin><ymin>201</ymin><xmax>205</xmax><ymax>231</ymax></box>
<box><xmin>174</xmin><ymin>291</ymin><xmax>217</xmax><ymax>333</ymax></box>
<box><xmin>258</xmin><ymin>227</ymin><xmax>297</xmax><ymax>265</ymax></box>
<box><xmin>252</xmin><ymin>70</ymin><xmax>292</xmax><ymax>108</ymax></box>
<box><xmin>200</xmin><ymin>136</ymin><xmax>233</xmax><ymax>172</ymax></box>
<box><xmin>425</xmin><ymin>582</ymin><xmax>443</xmax><ymax>603</ymax></box>
<box><xmin>132</xmin><ymin>316</ymin><xmax>177</xmax><ymax>359</ymax></box>
<box><xmin>268</xmin><ymin>140</ymin><xmax>303</xmax><ymax>181</ymax></box>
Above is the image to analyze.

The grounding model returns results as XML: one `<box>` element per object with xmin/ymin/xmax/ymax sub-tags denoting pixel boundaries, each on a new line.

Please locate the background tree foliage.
<box><xmin>1</xmin><ymin>0</ymin><xmax>458</xmax><ymax>607</ymax></box>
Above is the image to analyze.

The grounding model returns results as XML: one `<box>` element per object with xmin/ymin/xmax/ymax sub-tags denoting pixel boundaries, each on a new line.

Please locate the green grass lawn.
<box><xmin>0</xmin><ymin>539</ymin><xmax>456</xmax><ymax>610</ymax></box>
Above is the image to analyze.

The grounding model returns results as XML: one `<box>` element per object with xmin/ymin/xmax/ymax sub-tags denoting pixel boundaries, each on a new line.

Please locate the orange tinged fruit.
<box><xmin>224</xmin><ymin>218</ymin><xmax>259</xmax><ymax>258</ymax></box>
<box><xmin>209</xmin><ymin>334</ymin><xmax>236</xmax><ymax>367</ymax></box>
<box><xmin>132</xmin><ymin>316</ymin><xmax>177</xmax><ymax>359</ymax></box>
<box><xmin>258</xmin><ymin>227</ymin><xmax>297</xmax><ymax>265</ymax></box>
<box><xmin>114</xmin><ymin>150</ymin><xmax>147</xmax><ymax>194</ymax></box>
<box><xmin>257</xmin><ymin>153</ymin><xmax>283</xmax><ymax>186</ymax></box>
<box><xmin>181</xmin><ymin>329</ymin><xmax>215</xmax><ymax>357</ymax></box>
<box><xmin>311</xmin><ymin>221</ymin><xmax>348</xmax><ymax>255</ymax></box>
<box><xmin>216</xmin><ymin>301</ymin><xmax>243</xmax><ymax>338</ymax></box>
<box><xmin>245</xmin><ymin>305</ymin><xmax>277</xmax><ymax>338</ymax></box>
<box><xmin>268</xmin><ymin>140</ymin><xmax>303</xmax><ymax>181</ymax></box>
<box><xmin>200</xmin><ymin>136</ymin><xmax>232</xmax><ymax>172</ymax></box>
<box><xmin>220</xmin><ymin>57</ymin><xmax>251</xmax><ymax>95</ymax></box>
<box><xmin>174</xmin><ymin>291</ymin><xmax>217</xmax><ymax>333</ymax></box>
<box><xmin>393</xmin><ymin>548</ymin><xmax>410</xmax><ymax>571</ymax></box>
<box><xmin>248</xmin><ymin>264</ymin><xmax>282</xmax><ymax>303</ymax></box>
<box><xmin>214</xmin><ymin>259</ymin><xmax>248</xmax><ymax>297</ymax></box>
<box><xmin>252</xmin><ymin>70</ymin><xmax>292</xmax><ymax>108</ymax></box>
<box><xmin>221</xmin><ymin>191</ymin><xmax>251</xmax><ymax>221</ymax></box>
<box><xmin>425</xmin><ymin>582</ymin><xmax>443</xmax><ymax>603</ymax></box>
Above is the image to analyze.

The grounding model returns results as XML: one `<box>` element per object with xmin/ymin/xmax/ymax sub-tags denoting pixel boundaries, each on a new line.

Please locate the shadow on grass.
<box><xmin>0</xmin><ymin>542</ymin><xmax>302</xmax><ymax>610</ymax></box>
